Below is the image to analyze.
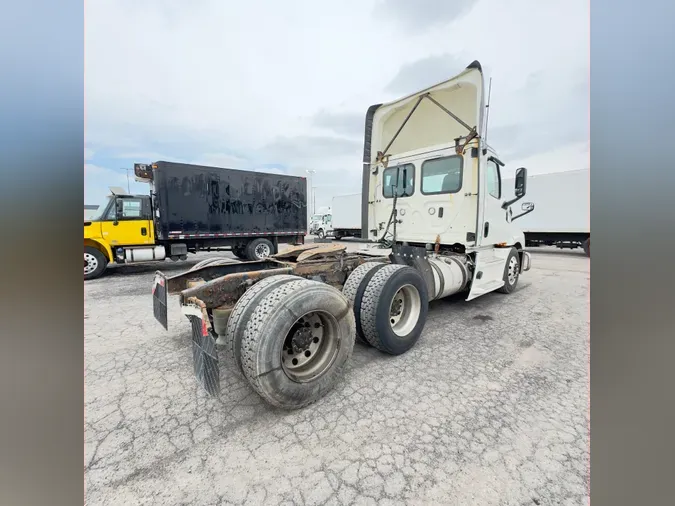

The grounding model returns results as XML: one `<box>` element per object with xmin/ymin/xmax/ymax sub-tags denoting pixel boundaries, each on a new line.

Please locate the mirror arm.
<box><xmin>502</xmin><ymin>194</ymin><xmax>524</xmax><ymax>209</ymax></box>
<box><xmin>511</xmin><ymin>206</ymin><xmax>535</xmax><ymax>221</ymax></box>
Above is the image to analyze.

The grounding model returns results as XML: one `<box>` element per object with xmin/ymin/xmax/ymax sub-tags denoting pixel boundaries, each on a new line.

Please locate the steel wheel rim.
<box><xmin>507</xmin><ymin>256</ymin><xmax>519</xmax><ymax>284</ymax></box>
<box><xmin>281</xmin><ymin>311</ymin><xmax>341</xmax><ymax>383</ymax></box>
<box><xmin>318</xmin><ymin>230</ymin><xmax>324</xmax><ymax>239</ymax></box>
<box><xmin>389</xmin><ymin>284</ymin><xmax>421</xmax><ymax>337</ymax></box>
<box><xmin>254</xmin><ymin>243</ymin><xmax>271</xmax><ymax>258</ymax></box>
<box><xmin>84</xmin><ymin>253</ymin><xmax>98</xmax><ymax>274</ymax></box>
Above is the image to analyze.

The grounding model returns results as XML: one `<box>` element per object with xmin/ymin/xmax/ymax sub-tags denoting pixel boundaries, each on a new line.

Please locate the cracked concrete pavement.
<box><xmin>85</xmin><ymin>243</ymin><xmax>590</xmax><ymax>505</ymax></box>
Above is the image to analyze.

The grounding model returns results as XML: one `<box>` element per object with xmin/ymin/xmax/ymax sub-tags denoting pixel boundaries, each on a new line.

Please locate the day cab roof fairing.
<box><xmin>360</xmin><ymin>61</ymin><xmax>486</xmax><ymax>238</ymax></box>
<box><xmin>368</xmin><ymin>60</ymin><xmax>485</xmax><ymax>165</ymax></box>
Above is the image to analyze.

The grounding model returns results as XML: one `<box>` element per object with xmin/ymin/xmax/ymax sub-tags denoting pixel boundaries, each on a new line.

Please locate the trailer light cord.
<box><xmin>378</xmin><ymin>193</ymin><xmax>399</xmax><ymax>248</ymax></box>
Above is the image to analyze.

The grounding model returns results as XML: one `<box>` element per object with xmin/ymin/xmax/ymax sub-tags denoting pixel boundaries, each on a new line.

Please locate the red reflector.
<box><xmin>201</xmin><ymin>320</ymin><xmax>208</xmax><ymax>336</ymax></box>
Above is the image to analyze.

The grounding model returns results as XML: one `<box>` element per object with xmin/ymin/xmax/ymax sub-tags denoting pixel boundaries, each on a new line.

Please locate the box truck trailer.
<box><xmin>503</xmin><ymin>168</ymin><xmax>590</xmax><ymax>256</ymax></box>
<box><xmin>151</xmin><ymin>60</ymin><xmax>535</xmax><ymax>409</ymax></box>
<box><xmin>84</xmin><ymin>162</ymin><xmax>307</xmax><ymax>279</ymax></box>
<box><xmin>328</xmin><ymin>193</ymin><xmax>362</xmax><ymax>239</ymax></box>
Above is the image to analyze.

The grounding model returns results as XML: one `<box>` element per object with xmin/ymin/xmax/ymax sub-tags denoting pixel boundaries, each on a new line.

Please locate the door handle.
<box><xmin>141</xmin><ymin>227</ymin><xmax>147</xmax><ymax>236</ymax></box>
<box><xmin>484</xmin><ymin>222</ymin><xmax>489</xmax><ymax>237</ymax></box>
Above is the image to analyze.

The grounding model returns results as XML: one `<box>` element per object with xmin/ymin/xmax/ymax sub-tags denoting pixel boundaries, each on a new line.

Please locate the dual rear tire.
<box><xmin>342</xmin><ymin>262</ymin><xmax>429</xmax><ymax>355</ymax></box>
<box><xmin>218</xmin><ymin>263</ymin><xmax>430</xmax><ymax>409</ymax></box>
<box><xmin>223</xmin><ymin>275</ymin><xmax>355</xmax><ymax>409</ymax></box>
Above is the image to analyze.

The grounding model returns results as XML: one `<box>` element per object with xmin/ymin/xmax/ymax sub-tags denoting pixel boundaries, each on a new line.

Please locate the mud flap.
<box><xmin>152</xmin><ymin>272</ymin><xmax>168</xmax><ymax>330</ymax></box>
<box><xmin>390</xmin><ymin>244</ymin><xmax>436</xmax><ymax>299</ymax></box>
<box><xmin>184</xmin><ymin>308</ymin><xmax>220</xmax><ymax>397</ymax></box>
<box><xmin>466</xmin><ymin>248</ymin><xmax>510</xmax><ymax>301</ymax></box>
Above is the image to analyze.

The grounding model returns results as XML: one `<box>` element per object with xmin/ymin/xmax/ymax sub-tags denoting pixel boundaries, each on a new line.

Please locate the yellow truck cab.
<box><xmin>84</xmin><ymin>190</ymin><xmax>164</xmax><ymax>280</ymax></box>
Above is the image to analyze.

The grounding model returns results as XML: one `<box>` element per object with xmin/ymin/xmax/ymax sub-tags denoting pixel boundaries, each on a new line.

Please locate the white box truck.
<box><xmin>504</xmin><ymin>168</ymin><xmax>590</xmax><ymax>256</ymax></box>
<box><xmin>330</xmin><ymin>193</ymin><xmax>362</xmax><ymax>239</ymax></box>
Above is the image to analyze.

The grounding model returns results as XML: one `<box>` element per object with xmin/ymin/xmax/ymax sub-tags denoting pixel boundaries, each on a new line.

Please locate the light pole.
<box><xmin>305</xmin><ymin>169</ymin><xmax>316</xmax><ymax>215</ymax></box>
<box><xmin>117</xmin><ymin>167</ymin><xmax>132</xmax><ymax>194</ymax></box>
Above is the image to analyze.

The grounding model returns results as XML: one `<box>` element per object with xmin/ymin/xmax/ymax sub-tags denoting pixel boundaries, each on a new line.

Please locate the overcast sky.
<box><xmin>85</xmin><ymin>0</ymin><xmax>589</xmax><ymax>210</ymax></box>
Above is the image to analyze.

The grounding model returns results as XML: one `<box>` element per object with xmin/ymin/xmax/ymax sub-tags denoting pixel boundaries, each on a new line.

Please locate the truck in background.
<box><xmin>503</xmin><ymin>168</ymin><xmax>590</xmax><ymax>256</ymax></box>
<box><xmin>84</xmin><ymin>161</ymin><xmax>307</xmax><ymax>280</ymax></box>
<box><xmin>330</xmin><ymin>193</ymin><xmax>362</xmax><ymax>240</ymax></box>
<box><xmin>309</xmin><ymin>210</ymin><xmax>331</xmax><ymax>235</ymax></box>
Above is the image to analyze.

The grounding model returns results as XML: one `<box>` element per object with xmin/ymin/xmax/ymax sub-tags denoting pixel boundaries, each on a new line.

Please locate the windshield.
<box><xmin>87</xmin><ymin>196</ymin><xmax>113</xmax><ymax>222</ymax></box>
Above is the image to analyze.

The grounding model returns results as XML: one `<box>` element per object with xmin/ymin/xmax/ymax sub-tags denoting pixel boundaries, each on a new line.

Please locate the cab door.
<box><xmin>99</xmin><ymin>196</ymin><xmax>154</xmax><ymax>247</ymax></box>
<box><xmin>477</xmin><ymin>155</ymin><xmax>511</xmax><ymax>246</ymax></box>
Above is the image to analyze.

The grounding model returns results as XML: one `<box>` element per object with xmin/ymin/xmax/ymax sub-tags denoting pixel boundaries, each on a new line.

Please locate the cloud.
<box><xmin>261</xmin><ymin>136</ymin><xmax>363</xmax><ymax>173</ymax></box>
<box><xmin>312</xmin><ymin>110</ymin><xmax>364</xmax><ymax>138</ymax></box>
<box><xmin>84</xmin><ymin>0</ymin><xmax>589</xmax><ymax>210</ymax></box>
<box><xmin>385</xmin><ymin>54</ymin><xmax>471</xmax><ymax>96</ymax></box>
<box><xmin>487</xmin><ymin>67</ymin><xmax>589</xmax><ymax>166</ymax></box>
<box><xmin>373</xmin><ymin>0</ymin><xmax>478</xmax><ymax>29</ymax></box>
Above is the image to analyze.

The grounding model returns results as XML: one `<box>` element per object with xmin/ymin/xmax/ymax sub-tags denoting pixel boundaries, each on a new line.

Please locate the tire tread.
<box><xmin>342</xmin><ymin>261</ymin><xmax>386</xmax><ymax>344</ymax></box>
<box><xmin>223</xmin><ymin>274</ymin><xmax>300</xmax><ymax>374</ymax></box>
<box><xmin>359</xmin><ymin>264</ymin><xmax>408</xmax><ymax>353</ymax></box>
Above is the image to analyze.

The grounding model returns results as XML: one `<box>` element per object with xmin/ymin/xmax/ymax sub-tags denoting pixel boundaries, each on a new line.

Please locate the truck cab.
<box><xmin>364</xmin><ymin>60</ymin><xmax>533</xmax><ymax>300</ymax></box>
<box><xmin>84</xmin><ymin>191</ymin><xmax>163</xmax><ymax>279</ymax></box>
<box><xmin>314</xmin><ymin>214</ymin><xmax>333</xmax><ymax>239</ymax></box>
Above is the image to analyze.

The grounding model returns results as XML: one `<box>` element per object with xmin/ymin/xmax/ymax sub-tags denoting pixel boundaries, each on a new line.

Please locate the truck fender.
<box><xmin>84</xmin><ymin>239</ymin><xmax>113</xmax><ymax>263</ymax></box>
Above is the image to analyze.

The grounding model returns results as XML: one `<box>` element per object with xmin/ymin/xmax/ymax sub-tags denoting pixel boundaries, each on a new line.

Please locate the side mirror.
<box><xmin>502</xmin><ymin>167</ymin><xmax>529</xmax><ymax>209</ymax></box>
<box><xmin>114</xmin><ymin>199</ymin><xmax>123</xmax><ymax>224</ymax></box>
<box><xmin>514</xmin><ymin>167</ymin><xmax>527</xmax><ymax>198</ymax></box>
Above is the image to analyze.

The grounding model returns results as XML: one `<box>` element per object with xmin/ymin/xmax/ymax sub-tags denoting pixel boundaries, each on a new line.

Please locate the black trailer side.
<box><xmin>144</xmin><ymin>161</ymin><xmax>307</xmax><ymax>260</ymax></box>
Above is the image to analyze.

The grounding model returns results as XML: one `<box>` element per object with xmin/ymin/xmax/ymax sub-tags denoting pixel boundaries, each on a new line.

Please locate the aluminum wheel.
<box><xmin>254</xmin><ymin>243</ymin><xmax>271</xmax><ymax>258</ymax></box>
<box><xmin>507</xmin><ymin>256</ymin><xmax>520</xmax><ymax>285</ymax></box>
<box><xmin>281</xmin><ymin>311</ymin><xmax>341</xmax><ymax>383</ymax></box>
<box><xmin>84</xmin><ymin>252</ymin><xmax>98</xmax><ymax>275</ymax></box>
<box><xmin>388</xmin><ymin>284</ymin><xmax>422</xmax><ymax>337</ymax></box>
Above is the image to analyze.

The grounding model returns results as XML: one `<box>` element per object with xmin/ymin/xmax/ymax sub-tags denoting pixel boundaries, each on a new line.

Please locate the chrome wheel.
<box><xmin>282</xmin><ymin>311</ymin><xmax>341</xmax><ymax>383</ymax></box>
<box><xmin>84</xmin><ymin>252</ymin><xmax>98</xmax><ymax>275</ymax></box>
<box><xmin>507</xmin><ymin>256</ymin><xmax>519</xmax><ymax>285</ymax></box>
<box><xmin>388</xmin><ymin>284</ymin><xmax>422</xmax><ymax>337</ymax></box>
<box><xmin>254</xmin><ymin>243</ymin><xmax>271</xmax><ymax>259</ymax></box>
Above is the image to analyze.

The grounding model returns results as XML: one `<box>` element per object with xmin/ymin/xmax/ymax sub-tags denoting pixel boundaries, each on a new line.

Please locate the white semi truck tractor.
<box><xmin>151</xmin><ymin>60</ymin><xmax>535</xmax><ymax>409</ymax></box>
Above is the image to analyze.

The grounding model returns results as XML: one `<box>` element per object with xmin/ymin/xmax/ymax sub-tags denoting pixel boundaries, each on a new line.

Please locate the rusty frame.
<box><xmin>160</xmin><ymin>244</ymin><xmax>389</xmax><ymax>313</ymax></box>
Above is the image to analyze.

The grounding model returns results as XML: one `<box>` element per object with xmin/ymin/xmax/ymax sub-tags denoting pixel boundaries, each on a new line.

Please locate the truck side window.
<box><xmin>120</xmin><ymin>198</ymin><xmax>144</xmax><ymax>219</ymax></box>
<box><xmin>421</xmin><ymin>155</ymin><xmax>462</xmax><ymax>195</ymax></box>
<box><xmin>383</xmin><ymin>163</ymin><xmax>414</xmax><ymax>198</ymax></box>
<box><xmin>486</xmin><ymin>160</ymin><xmax>501</xmax><ymax>199</ymax></box>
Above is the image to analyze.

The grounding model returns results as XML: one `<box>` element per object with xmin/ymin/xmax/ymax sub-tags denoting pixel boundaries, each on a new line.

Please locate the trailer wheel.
<box><xmin>223</xmin><ymin>274</ymin><xmax>301</xmax><ymax>375</ymax></box>
<box><xmin>240</xmin><ymin>279</ymin><xmax>355</xmax><ymax>409</ymax></box>
<box><xmin>342</xmin><ymin>262</ymin><xmax>387</xmax><ymax>345</ymax></box>
<box><xmin>246</xmin><ymin>238</ymin><xmax>274</xmax><ymax>260</ymax></box>
<box><xmin>359</xmin><ymin>264</ymin><xmax>429</xmax><ymax>355</ymax></box>
<box><xmin>84</xmin><ymin>246</ymin><xmax>107</xmax><ymax>280</ymax></box>
<box><xmin>496</xmin><ymin>247</ymin><xmax>520</xmax><ymax>294</ymax></box>
<box><xmin>582</xmin><ymin>238</ymin><xmax>590</xmax><ymax>257</ymax></box>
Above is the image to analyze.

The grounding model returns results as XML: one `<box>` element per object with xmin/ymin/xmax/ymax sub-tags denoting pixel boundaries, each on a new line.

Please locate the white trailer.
<box><xmin>330</xmin><ymin>193</ymin><xmax>362</xmax><ymax>239</ymax></box>
<box><xmin>504</xmin><ymin>169</ymin><xmax>590</xmax><ymax>256</ymax></box>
